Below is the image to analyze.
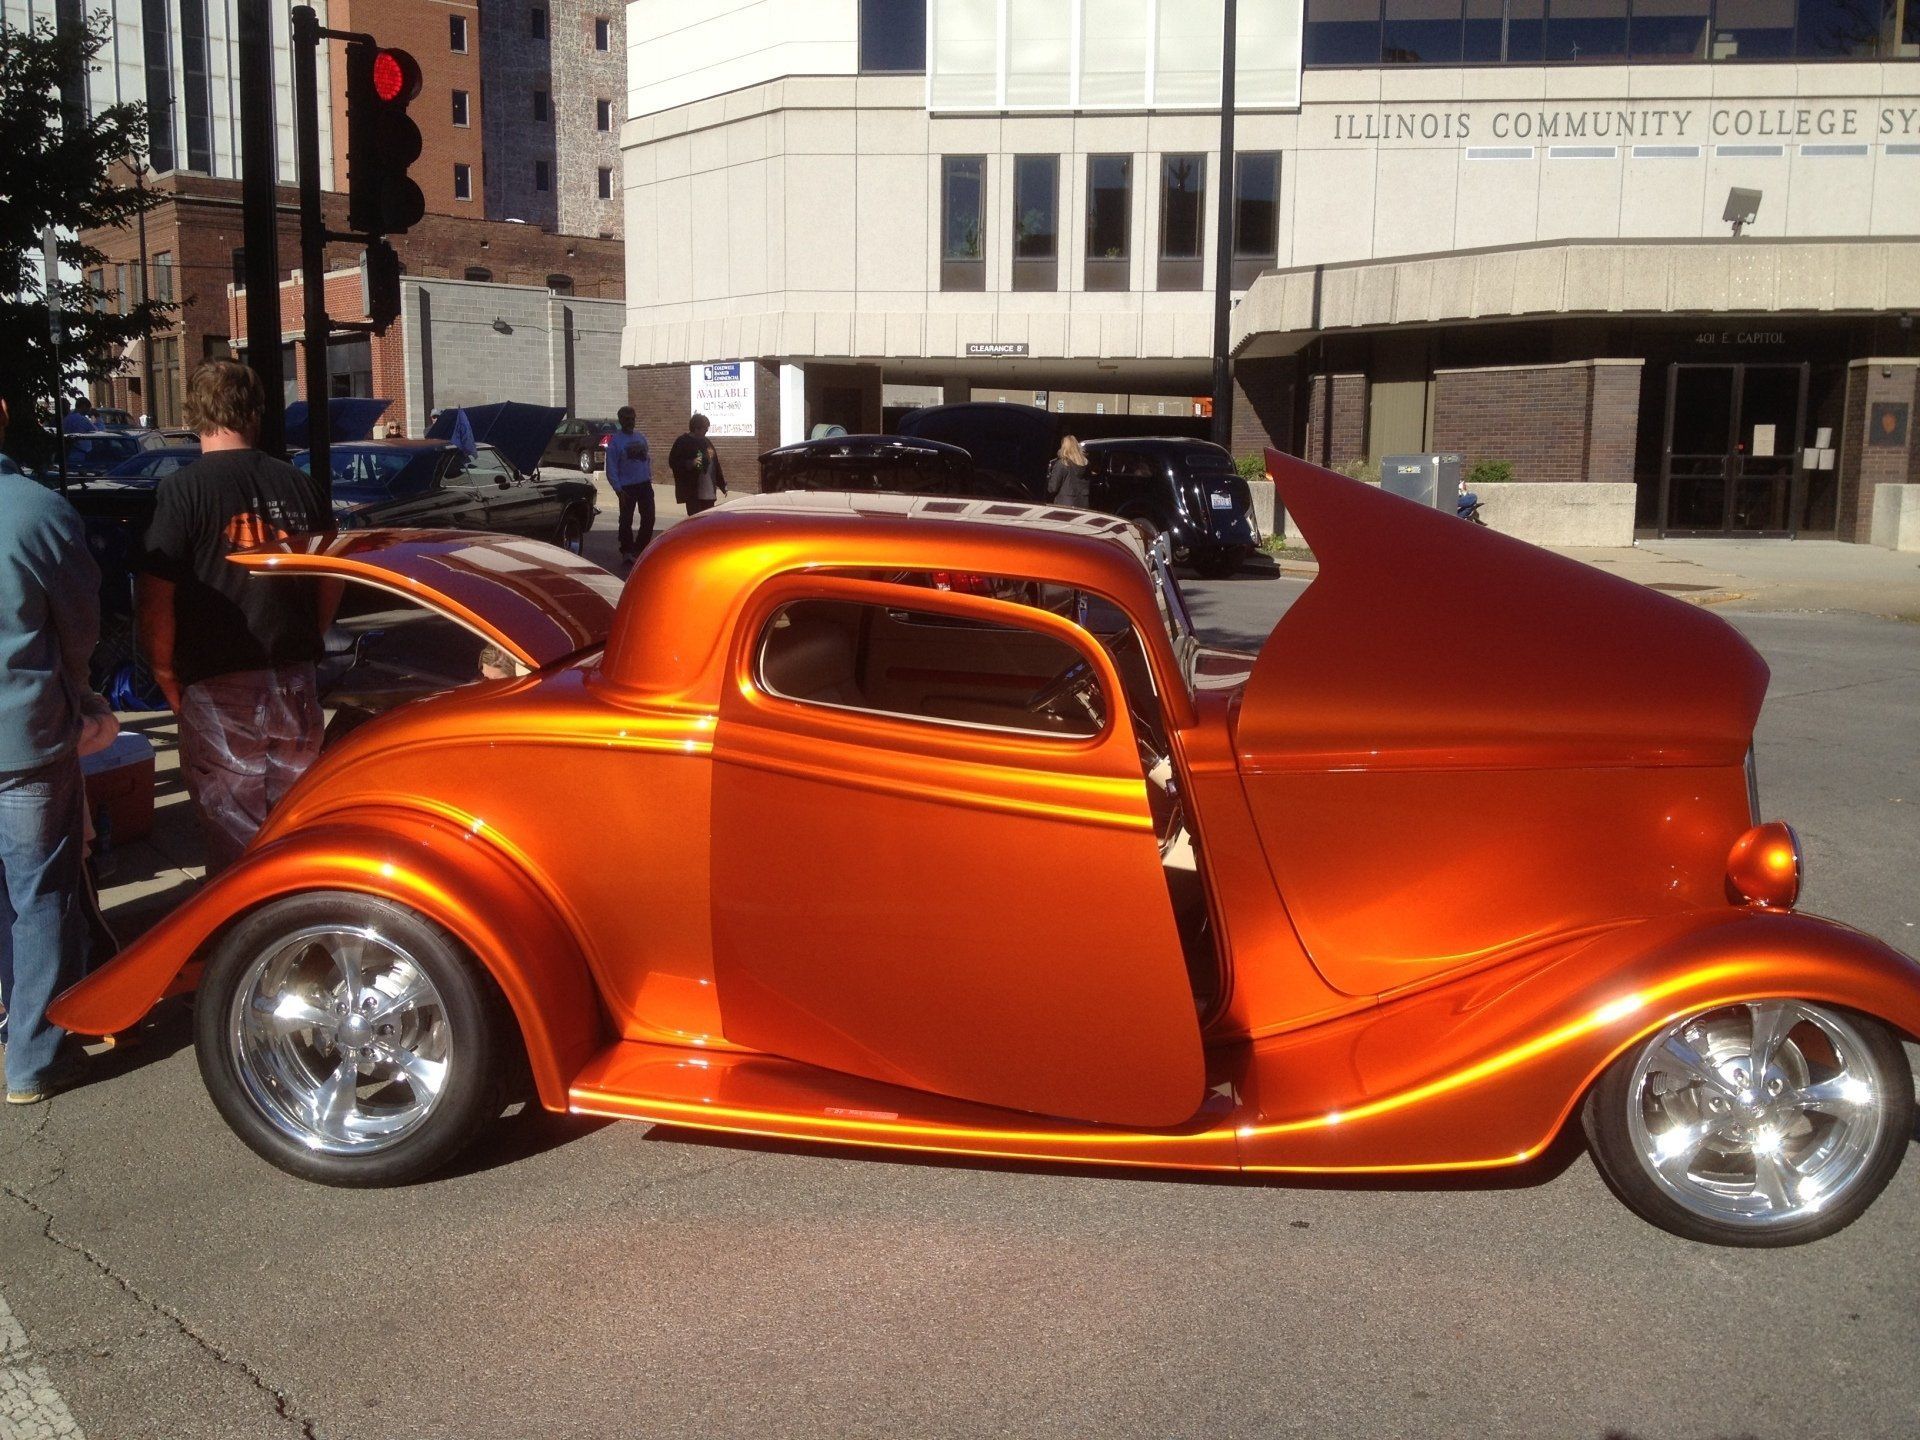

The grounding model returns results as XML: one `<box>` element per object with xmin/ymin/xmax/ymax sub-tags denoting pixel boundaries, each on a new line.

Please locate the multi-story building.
<box><xmin>3</xmin><ymin>0</ymin><xmax>621</xmax><ymax>425</ymax></box>
<box><xmin>482</xmin><ymin>0</ymin><xmax>625</xmax><ymax>237</ymax></box>
<box><xmin>619</xmin><ymin>0</ymin><xmax>1920</xmax><ymax>540</ymax></box>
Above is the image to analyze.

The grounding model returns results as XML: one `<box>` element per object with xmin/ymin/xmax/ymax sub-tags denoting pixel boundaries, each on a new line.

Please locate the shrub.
<box><xmin>1466</xmin><ymin>458</ymin><xmax>1514</xmax><ymax>487</ymax></box>
<box><xmin>1234</xmin><ymin>453</ymin><xmax>1266</xmax><ymax>480</ymax></box>
<box><xmin>1334</xmin><ymin>456</ymin><xmax>1380</xmax><ymax>485</ymax></box>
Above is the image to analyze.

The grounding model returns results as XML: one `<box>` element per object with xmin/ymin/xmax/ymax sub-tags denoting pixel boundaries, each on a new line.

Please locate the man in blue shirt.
<box><xmin>605</xmin><ymin>406</ymin><xmax>654</xmax><ymax>567</ymax></box>
<box><xmin>0</xmin><ymin>397</ymin><xmax>102</xmax><ymax>1103</ymax></box>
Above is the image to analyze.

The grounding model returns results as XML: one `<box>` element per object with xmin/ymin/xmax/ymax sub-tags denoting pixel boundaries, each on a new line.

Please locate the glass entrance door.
<box><xmin>1660</xmin><ymin>363</ymin><xmax>1809</xmax><ymax>537</ymax></box>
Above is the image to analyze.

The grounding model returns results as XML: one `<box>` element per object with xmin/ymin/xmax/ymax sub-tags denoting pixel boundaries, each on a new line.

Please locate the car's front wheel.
<box><xmin>577</xmin><ymin>445</ymin><xmax>596</xmax><ymax>474</ymax></box>
<box><xmin>195</xmin><ymin>892</ymin><xmax>511</xmax><ymax>1186</ymax></box>
<box><xmin>555</xmin><ymin>507</ymin><xmax>589</xmax><ymax>554</ymax></box>
<box><xmin>1583</xmin><ymin>999</ymin><xmax>1912</xmax><ymax>1245</ymax></box>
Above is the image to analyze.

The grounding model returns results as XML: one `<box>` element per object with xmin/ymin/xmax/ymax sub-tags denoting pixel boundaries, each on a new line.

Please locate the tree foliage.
<box><xmin>1</xmin><ymin>11</ymin><xmax>168</xmax><ymax>463</ymax></box>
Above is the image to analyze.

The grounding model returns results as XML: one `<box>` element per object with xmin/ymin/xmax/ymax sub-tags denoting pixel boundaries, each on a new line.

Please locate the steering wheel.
<box><xmin>1026</xmin><ymin>658</ymin><xmax>1095</xmax><ymax>715</ymax></box>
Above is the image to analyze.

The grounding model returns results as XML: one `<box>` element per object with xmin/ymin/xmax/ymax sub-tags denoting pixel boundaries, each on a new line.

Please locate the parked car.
<box><xmin>90</xmin><ymin>406</ymin><xmax>139</xmax><ymax>428</ymax></box>
<box><xmin>51</xmin><ymin>459</ymin><xmax>1920</xmax><ymax>1245</ymax></box>
<box><xmin>108</xmin><ymin>444</ymin><xmax>201</xmax><ymax>481</ymax></box>
<box><xmin>140</xmin><ymin>428</ymin><xmax>201</xmax><ymax>450</ymax></box>
<box><xmin>542</xmin><ymin>416</ymin><xmax>620</xmax><ymax>473</ymax></box>
<box><xmin>292</xmin><ymin>441</ymin><xmax>599</xmax><ymax>551</ymax></box>
<box><xmin>61</xmin><ymin>429</ymin><xmax>144</xmax><ymax>477</ymax></box>
<box><xmin>758</xmin><ymin>434</ymin><xmax>1028</xmax><ymax>499</ymax></box>
<box><xmin>1083</xmin><ymin>437</ymin><xmax>1260</xmax><ymax>578</ymax></box>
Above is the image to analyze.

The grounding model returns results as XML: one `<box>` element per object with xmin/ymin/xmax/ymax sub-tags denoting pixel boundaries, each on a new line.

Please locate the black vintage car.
<box><xmin>1082</xmin><ymin>437</ymin><xmax>1259</xmax><ymax>578</ymax></box>
<box><xmin>292</xmin><ymin>441</ymin><xmax>598</xmax><ymax>552</ymax></box>
<box><xmin>758</xmin><ymin>435</ymin><xmax>1027</xmax><ymax>498</ymax></box>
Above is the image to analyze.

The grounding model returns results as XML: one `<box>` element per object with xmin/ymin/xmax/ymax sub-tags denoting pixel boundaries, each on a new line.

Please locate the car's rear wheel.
<box><xmin>195</xmin><ymin>892</ymin><xmax>510</xmax><ymax>1186</ymax></box>
<box><xmin>1583</xmin><ymin>999</ymin><xmax>1911</xmax><ymax>1245</ymax></box>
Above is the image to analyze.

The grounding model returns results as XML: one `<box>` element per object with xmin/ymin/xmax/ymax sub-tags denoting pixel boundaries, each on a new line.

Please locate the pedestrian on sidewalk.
<box><xmin>1047</xmin><ymin>434</ymin><xmax>1091</xmax><ymax>509</ymax></box>
<box><xmin>0</xmin><ymin>396</ymin><xmax>102</xmax><ymax>1104</ymax></box>
<box><xmin>668</xmin><ymin>413</ymin><xmax>728</xmax><ymax>516</ymax></box>
<box><xmin>134</xmin><ymin>362</ymin><xmax>341</xmax><ymax>874</ymax></box>
<box><xmin>606</xmin><ymin>406</ymin><xmax>655</xmax><ymax>564</ymax></box>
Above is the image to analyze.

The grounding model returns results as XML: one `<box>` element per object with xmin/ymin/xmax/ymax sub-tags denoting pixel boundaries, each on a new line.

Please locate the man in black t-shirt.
<box><xmin>135</xmin><ymin>362</ymin><xmax>340</xmax><ymax>871</ymax></box>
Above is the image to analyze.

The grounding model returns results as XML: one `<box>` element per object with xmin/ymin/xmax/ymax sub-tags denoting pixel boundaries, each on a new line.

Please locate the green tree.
<box><xmin>1</xmin><ymin>11</ymin><xmax>168</xmax><ymax>468</ymax></box>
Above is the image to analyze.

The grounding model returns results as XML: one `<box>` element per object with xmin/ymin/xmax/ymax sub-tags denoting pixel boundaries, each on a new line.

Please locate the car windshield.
<box><xmin>1180</xmin><ymin>448</ymin><xmax>1237</xmax><ymax>477</ymax></box>
<box><xmin>298</xmin><ymin>447</ymin><xmax>440</xmax><ymax>498</ymax></box>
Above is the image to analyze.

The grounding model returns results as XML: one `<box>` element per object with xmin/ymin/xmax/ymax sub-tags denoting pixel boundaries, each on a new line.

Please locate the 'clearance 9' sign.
<box><xmin>690</xmin><ymin>362</ymin><xmax>756</xmax><ymax>438</ymax></box>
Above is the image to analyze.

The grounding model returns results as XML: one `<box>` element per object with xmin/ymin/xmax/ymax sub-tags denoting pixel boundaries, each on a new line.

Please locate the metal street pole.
<box><xmin>292</xmin><ymin>6</ymin><xmax>331</xmax><ymax>495</ymax></box>
<box><xmin>1209</xmin><ymin>0</ymin><xmax>1238</xmax><ymax>450</ymax></box>
<box><xmin>134</xmin><ymin>161</ymin><xmax>157</xmax><ymax>422</ymax></box>
<box><xmin>238</xmin><ymin>0</ymin><xmax>286</xmax><ymax>453</ymax></box>
<box><xmin>42</xmin><ymin>229</ymin><xmax>70</xmax><ymax>494</ymax></box>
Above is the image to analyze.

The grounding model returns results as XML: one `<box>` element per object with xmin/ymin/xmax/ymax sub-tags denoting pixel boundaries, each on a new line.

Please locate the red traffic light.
<box><xmin>370</xmin><ymin>48</ymin><xmax>420</xmax><ymax>105</ymax></box>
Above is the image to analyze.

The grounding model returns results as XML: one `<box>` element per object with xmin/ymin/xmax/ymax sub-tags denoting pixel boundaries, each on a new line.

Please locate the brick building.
<box><xmin>621</xmin><ymin>0</ymin><xmax>1920</xmax><ymax>537</ymax></box>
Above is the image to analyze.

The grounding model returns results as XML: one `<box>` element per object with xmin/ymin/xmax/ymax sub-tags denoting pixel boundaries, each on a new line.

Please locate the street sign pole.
<box><xmin>1209</xmin><ymin>0</ymin><xmax>1238</xmax><ymax>451</ymax></box>
<box><xmin>292</xmin><ymin>5</ymin><xmax>331</xmax><ymax>496</ymax></box>
<box><xmin>237</xmin><ymin>0</ymin><xmax>286</xmax><ymax>453</ymax></box>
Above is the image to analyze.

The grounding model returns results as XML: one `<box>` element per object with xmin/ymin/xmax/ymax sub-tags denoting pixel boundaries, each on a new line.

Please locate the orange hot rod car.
<box><xmin>52</xmin><ymin>452</ymin><xmax>1920</xmax><ymax>1245</ymax></box>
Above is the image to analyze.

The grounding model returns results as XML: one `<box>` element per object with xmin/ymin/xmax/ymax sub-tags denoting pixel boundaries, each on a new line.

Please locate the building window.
<box><xmin>940</xmin><ymin>155</ymin><xmax>985</xmax><ymax>292</ymax></box>
<box><xmin>1384</xmin><ymin>0</ymin><xmax>1461</xmax><ymax>62</ymax></box>
<box><xmin>1085</xmin><ymin>154</ymin><xmax>1131</xmax><ymax>292</ymax></box>
<box><xmin>452</xmin><ymin>88</ymin><xmax>470</xmax><ymax>126</ymax></box>
<box><xmin>859</xmin><ymin>0</ymin><xmax>927</xmax><ymax>71</ymax></box>
<box><xmin>1232</xmin><ymin>152</ymin><xmax>1280</xmax><ymax>288</ymax></box>
<box><xmin>533</xmin><ymin>89</ymin><xmax>550</xmax><ymax>121</ymax></box>
<box><xmin>180</xmin><ymin>0</ymin><xmax>212</xmax><ymax>173</ymax></box>
<box><xmin>596</xmin><ymin>97</ymin><xmax>613</xmax><ymax>130</ymax></box>
<box><xmin>1714</xmin><ymin>0</ymin><xmax>1794</xmax><ymax>58</ymax></box>
<box><xmin>231</xmin><ymin>248</ymin><xmax>247</xmax><ymax>288</ymax></box>
<box><xmin>114</xmin><ymin>261</ymin><xmax>131</xmax><ymax>314</ymax></box>
<box><xmin>530</xmin><ymin>6</ymin><xmax>548</xmax><ymax>38</ymax></box>
<box><xmin>1463</xmin><ymin>0</ymin><xmax>1543</xmax><ymax>61</ymax></box>
<box><xmin>152</xmin><ymin>251</ymin><xmax>175</xmax><ymax>304</ymax></box>
<box><xmin>464</xmin><ymin>265</ymin><xmax>492</xmax><ymax>281</ymax></box>
<box><xmin>534</xmin><ymin>160</ymin><xmax>551</xmax><ymax>191</ymax></box>
<box><xmin>1304</xmin><ymin>0</ymin><xmax>1383</xmax><ymax>65</ymax></box>
<box><xmin>449</xmin><ymin>14</ymin><xmax>468</xmax><ymax>51</ymax></box>
<box><xmin>1545</xmin><ymin>0</ymin><xmax>1627</xmax><ymax>61</ymax></box>
<box><xmin>152</xmin><ymin>335</ymin><xmax>180</xmax><ymax>426</ymax></box>
<box><xmin>141</xmin><ymin>0</ymin><xmax>175</xmax><ymax>171</ymax></box>
<box><xmin>546</xmin><ymin>273</ymin><xmax>573</xmax><ymax>294</ymax></box>
<box><xmin>1157</xmin><ymin>153</ymin><xmax>1205</xmax><ymax>291</ymax></box>
<box><xmin>453</xmin><ymin>162</ymin><xmax>472</xmax><ymax>200</ymax></box>
<box><xmin>1011</xmin><ymin>155</ymin><xmax>1059</xmax><ymax>293</ymax></box>
<box><xmin>594</xmin><ymin>16</ymin><xmax>611</xmax><ymax>49</ymax></box>
<box><xmin>597</xmin><ymin>166</ymin><xmax>613</xmax><ymax>199</ymax></box>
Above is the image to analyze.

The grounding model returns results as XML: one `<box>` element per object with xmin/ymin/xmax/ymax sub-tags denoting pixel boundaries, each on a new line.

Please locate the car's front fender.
<box><xmin>1235</xmin><ymin>909</ymin><xmax>1920</xmax><ymax>1172</ymax></box>
<box><xmin>50</xmin><ymin>807</ymin><xmax>607</xmax><ymax>1110</ymax></box>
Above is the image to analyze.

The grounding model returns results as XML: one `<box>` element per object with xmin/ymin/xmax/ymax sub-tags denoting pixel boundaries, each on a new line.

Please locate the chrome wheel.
<box><xmin>229</xmin><ymin>924</ymin><xmax>453</xmax><ymax>1156</ymax></box>
<box><xmin>1626</xmin><ymin>1001</ymin><xmax>1890</xmax><ymax>1230</ymax></box>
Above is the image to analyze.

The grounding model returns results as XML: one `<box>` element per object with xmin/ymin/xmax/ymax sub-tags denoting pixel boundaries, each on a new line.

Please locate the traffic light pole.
<box><xmin>291</xmin><ymin>5</ymin><xmax>331</xmax><ymax>496</ymax></box>
<box><xmin>237</xmin><ymin>0</ymin><xmax>285</xmax><ymax>454</ymax></box>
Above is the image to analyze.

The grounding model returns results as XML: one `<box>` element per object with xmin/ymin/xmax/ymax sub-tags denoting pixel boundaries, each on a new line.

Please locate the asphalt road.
<box><xmin>3</xmin><ymin>559</ymin><xmax>1918</xmax><ymax>1440</ymax></box>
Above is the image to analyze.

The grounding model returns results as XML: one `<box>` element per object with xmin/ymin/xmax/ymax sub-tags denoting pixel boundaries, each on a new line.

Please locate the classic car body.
<box><xmin>758</xmin><ymin>434</ymin><xmax>1028</xmax><ymax>499</ymax></box>
<box><xmin>292</xmin><ymin>441</ymin><xmax>598</xmax><ymax>551</ymax></box>
<box><xmin>1082</xmin><ymin>437</ymin><xmax>1260</xmax><ymax>576</ymax></box>
<box><xmin>51</xmin><ymin>454</ymin><xmax>1920</xmax><ymax>1243</ymax></box>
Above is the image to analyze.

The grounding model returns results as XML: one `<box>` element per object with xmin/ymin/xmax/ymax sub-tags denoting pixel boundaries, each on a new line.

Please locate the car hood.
<box><xmin>427</xmin><ymin>403</ymin><xmax>565</xmax><ymax>477</ymax></box>
<box><xmin>228</xmin><ymin>529</ymin><xmax>623</xmax><ymax>669</ymax></box>
<box><xmin>284</xmin><ymin>397</ymin><xmax>392</xmax><ymax>447</ymax></box>
<box><xmin>1236</xmin><ymin>452</ymin><xmax>1768</xmax><ymax>771</ymax></box>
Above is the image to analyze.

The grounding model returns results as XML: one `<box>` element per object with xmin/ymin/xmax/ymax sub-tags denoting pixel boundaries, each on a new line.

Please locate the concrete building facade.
<box><xmin>482</xmin><ymin>0</ymin><xmax>625</xmax><ymax>236</ymax></box>
<box><xmin>618</xmin><ymin>0</ymin><xmax>1920</xmax><ymax>537</ymax></box>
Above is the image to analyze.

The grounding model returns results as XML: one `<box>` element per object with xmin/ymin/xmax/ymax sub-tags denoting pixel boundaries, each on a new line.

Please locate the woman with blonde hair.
<box><xmin>1047</xmin><ymin>433</ymin><xmax>1090</xmax><ymax>508</ymax></box>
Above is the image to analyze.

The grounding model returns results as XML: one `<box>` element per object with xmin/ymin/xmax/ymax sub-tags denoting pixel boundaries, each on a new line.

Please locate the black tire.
<box><xmin>194</xmin><ymin>891</ymin><xmax>512</xmax><ymax>1187</ymax></box>
<box><xmin>1582</xmin><ymin>1004</ymin><xmax>1912</xmax><ymax>1246</ymax></box>
<box><xmin>555</xmin><ymin>507</ymin><xmax>589</xmax><ymax>554</ymax></box>
<box><xmin>577</xmin><ymin>445</ymin><xmax>595</xmax><ymax>474</ymax></box>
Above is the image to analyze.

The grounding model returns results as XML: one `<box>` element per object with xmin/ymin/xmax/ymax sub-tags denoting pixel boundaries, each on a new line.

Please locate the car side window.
<box><xmin>756</xmin><ymin>597</ymin><xmax>1107</xmax><ymax>739</ymax></box>
<box><xmin>470</xmin><ymin>450</ymin><xmax>515</xmax><ymax>483</ymax></box>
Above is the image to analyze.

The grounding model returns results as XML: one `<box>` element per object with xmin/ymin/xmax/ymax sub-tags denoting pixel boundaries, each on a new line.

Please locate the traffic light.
<box><xmin>345</xmin><ymin>41</ymin><xmax>425</xmax><ymax>236</ymax></box>
<box><xmin>362</xmin><ymin>238</ymin><xmax>402</xmax><ymax>333</ymax></box>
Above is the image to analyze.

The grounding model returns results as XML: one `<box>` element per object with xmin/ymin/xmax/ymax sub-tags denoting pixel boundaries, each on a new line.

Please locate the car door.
<box><xmin>708</xmin><ymin>572</ymin><xmax>1206</xmax><ymax>1128</ymax></box>
<box><xmin>469</xmin><ymin>448</ymin><xmax>558</xmax><ymax>538</ymax></box>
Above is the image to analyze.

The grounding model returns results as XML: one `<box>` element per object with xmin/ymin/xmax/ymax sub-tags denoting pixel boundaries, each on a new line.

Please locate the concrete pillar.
<box><xmin>1838</xmin><ymin>359</ymin><xmax>1919</xmax><ymax>544</ymax></box>
<box><xmin>779</xmin><ymin>363</ymin><xmax>806</xmax><ymax>446</ymax></box>
<box><xmin>941</xmin><ymin>377</ymin><xmax>971</xmax><ymax>406</ymax></box>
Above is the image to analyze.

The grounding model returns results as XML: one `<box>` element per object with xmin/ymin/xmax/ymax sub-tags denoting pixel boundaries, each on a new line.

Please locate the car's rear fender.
<box><xmin>1234</xmin><ymin>909</ymin><xmax>1920</xmax><ymax>1172</ymax></box>
<box><xmin>49</xmin><ymin>808</ymin><xmax>607</xmax><ymax>1110</ymax></box>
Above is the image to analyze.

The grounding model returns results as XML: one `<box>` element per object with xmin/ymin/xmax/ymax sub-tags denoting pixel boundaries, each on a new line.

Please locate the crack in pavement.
<box><xmin>1</xmin><ymin>1114</ymin><xmax>321</xmax><ymax>1440</ymax></box>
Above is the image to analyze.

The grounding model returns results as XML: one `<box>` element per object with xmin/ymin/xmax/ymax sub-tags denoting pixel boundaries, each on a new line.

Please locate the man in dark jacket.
<box><xmin>0</xmin><ymin>397</ymin><xmax>102</xmax><ymax>1103</ymax></box>
<box><xmin>667</xmin><ymin>413</ymin><xmax>727</xmax><ymax>516</ymax></box>
<box><xmin>134</xmin><ymin>362</ymin><xmax>340</xmax><ymax>872</ymax></box>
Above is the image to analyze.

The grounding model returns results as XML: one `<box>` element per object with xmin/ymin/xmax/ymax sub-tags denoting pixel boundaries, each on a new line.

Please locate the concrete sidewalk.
<box><xmin>1546</xmin><ymin>538</ymin><xmax>1920</xmax><ymax>618</ymax></box>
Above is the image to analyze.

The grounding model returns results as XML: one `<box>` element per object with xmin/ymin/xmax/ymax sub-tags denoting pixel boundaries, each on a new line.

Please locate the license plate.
<box><xmin>1209</xmin><ymin>492</ymin><xmax>1235</xmax><ymax>510</ymax></box>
